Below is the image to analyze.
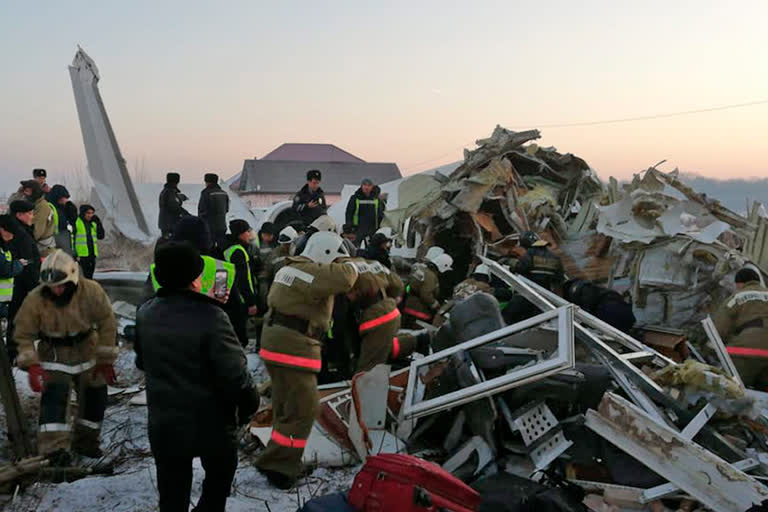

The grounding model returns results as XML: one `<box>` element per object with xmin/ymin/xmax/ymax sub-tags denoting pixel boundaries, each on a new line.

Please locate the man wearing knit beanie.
<box><xmin>198</xmin><ymin>172</ymin><xmax>229</xmax><ymax>250</ymax></box>
<box><xmin>136</xmin><ymin>241</ymin><xmax>259</xmax><ymax>511</ymax></box>
<box><xmin>223</xmin><ymin>220</ymin><xmax>260</xmax><ymax>320</ymax></box>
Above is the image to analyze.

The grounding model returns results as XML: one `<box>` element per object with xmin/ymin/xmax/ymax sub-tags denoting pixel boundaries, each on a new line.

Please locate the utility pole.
<box><xmin>0</xmin><ymin>319</ymin><xmax>33</xmax><ymax>459</ymax></box>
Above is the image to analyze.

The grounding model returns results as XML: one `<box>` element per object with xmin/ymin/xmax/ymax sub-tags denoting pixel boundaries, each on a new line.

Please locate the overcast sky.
<box><xmin>1</xmin><ymin>1</ymin><xmax>767</xmax><ymax>194</ymax></box>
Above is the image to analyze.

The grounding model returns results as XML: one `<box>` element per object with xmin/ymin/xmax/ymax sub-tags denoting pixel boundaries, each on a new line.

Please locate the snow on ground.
<box><xmin>1</xmin><ymin>346</ymin><xmax>357</xmax><ymax>511</ymax></box>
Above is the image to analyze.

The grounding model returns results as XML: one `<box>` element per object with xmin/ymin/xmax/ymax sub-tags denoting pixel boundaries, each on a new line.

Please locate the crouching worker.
<box><xmin>136</xmin><ymin>242</ymin><xmax>260</xmax><ymax>512</ymax></box>
<box><xmin>256</xmin><ymin>232</ymin><xmax>358</xmax><ymax>489</ymax></box>
<box><xmin>344</xmin><ymin>257</ymin><xmax>430</xmax><ymax>372</ymax></box>
<box><xmin>14</xmin><ymin>250</ymin><xmax>117</xmax><ymax>462</ymax></box>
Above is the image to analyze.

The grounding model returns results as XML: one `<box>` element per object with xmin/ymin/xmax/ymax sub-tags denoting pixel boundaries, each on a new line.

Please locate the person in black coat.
<box><xmin>46</xmin><ymin>184</ymin><xmax>78</xmax><ymax>254</ymax></box>
<box><xmin>158</xmin><ymin>172</ymin><xmax>189</xmax><ymax>238</ymax></box>
<box><xmin>564</xmin><ymin>279</ymin><xmax>636</xmax><ymax>334</ymax></box>
<box><xmin>359</xmin><ymin>232</ymin><xmax>392</xmax><ymax>269</ymax></box>
<box><xmin>198</xmin><ymin>173</ymin><xmax>230</xmax><ymax>250</ymax></box>
<box><xmin>345</xmin><ymin>178</ymin><xmax>385</xmax><ymax>243</ymax></box>
<box><xmin>6</xmin><ymin>200</ymin><xmax>40</xmax><ymax>361</ymax></box>
<box><xmin>292</xmin><ymin>169</ymin><xmax>327</xmax><ymax>226</ymax></box>
<box><xmin>136</xmin><ymin>242</ymin><xmax>259</xmax><ymax>512</ymax></box>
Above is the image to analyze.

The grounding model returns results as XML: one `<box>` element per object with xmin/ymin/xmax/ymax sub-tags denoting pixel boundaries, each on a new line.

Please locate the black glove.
<box><xmin>237</xmin><ymin>386</ymin><xmax>260</xmax><ymax>426</ymax></box>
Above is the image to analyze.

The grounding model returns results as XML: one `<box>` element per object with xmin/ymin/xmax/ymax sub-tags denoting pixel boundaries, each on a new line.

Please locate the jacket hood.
<box><xmin>80</xmin><ymin>204</ymin><xmax>96</xmax><ymax>217</ymax></box>
<box><xmin>47</xmin><ymin>184</ymin><xmax>70</xmax><ymax>204</ymax></box>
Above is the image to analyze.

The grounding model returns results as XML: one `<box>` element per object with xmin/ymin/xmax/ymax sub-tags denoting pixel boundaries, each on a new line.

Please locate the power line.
<box><xmin>405</xmin><ymin>98</ymin><xmax>768</xmax><ymax>172</ymax></box>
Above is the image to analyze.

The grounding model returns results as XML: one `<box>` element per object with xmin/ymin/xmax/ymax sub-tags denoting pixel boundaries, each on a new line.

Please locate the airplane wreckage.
<box><xmin>6</xmin><ymin>47</ymin><xmax>768</xmax><ymax>511</ymax></box>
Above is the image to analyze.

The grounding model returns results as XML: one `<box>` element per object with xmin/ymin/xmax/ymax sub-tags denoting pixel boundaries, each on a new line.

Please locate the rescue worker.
<box><xmin>293</xmin><ymin>214</ymin><xmax>337</xmax><ymax>256</ymax></box>
<box><xmin>359</xmin><ymin>229</ymin><xmax>393</xmax><ymax>269</ymax></box>
<box><xmin>292</xmin><ymin>169</ymin><xmax>327</xmax><ymax>226</ymax></box>
<box><xmin>14</xmin><ymin>250</ymin><xmax>117</xmax><ymax>460</ymax></box>
<box><xmin>20</xmin><ymin>180</ymin><xmax>57</xmax><ymax>256</ymax></box>
<box><xmin>515</xmin><ymin>231</ymin><xmax>564</xmax><ymax>291</ymax></box>
<box><xmin>256</xmin><ymin>232</ymin><xmax>358</xmax><ymax>489</ymax></box>
<box><xmin>223</xmin><ymin>220</ymin><xmax>259</xmax><ymax>320</ymax></box>
<box><xmin>198</xmin><ymin>173</ymin><xmax>230</xmax><ymax>250</ymax></box>
<box><xmin>345</xmin><ymin>178</ymin><xmax>385</xmax><ymax>243</ymax></box>
<box><xmin>73</xmin><ymin>204</ymin><xmax>105</xmax><ymax>279</ymax></box>
<box><xmin>261</xmin><ymin>226</ymin><xmax>297</xmax><ymax>297</ymax></box>
<box><xmin>564</xmin><ymin>279</ymin><xmax>635</xmax><ymax>333</ymax></box>
<box><xmin>136</xmin><ymin>242</ymin><xmax>260</xmax><ymax>512</ymax></box>
<box><xmin>0</xmin><ymin>215</ymin><xmax>25</xmax><ymax>321</ymax></box>
<box><xmin>343</xmin><ymin>256</ymin><xmax>429</xmax><ymax>372</ymax></box>
<box><xmin>158</xmin><ymin>172</ymin><xmax>189</xmax><ymax>238</ymax></box>
<box><xmin>402</xmin><ymin>248</ymin><xmax>453</xmax><ymax>329</ymax></box>
<box><xmin>713</xmin><ymin>268</ymin><xmax>768</xmax><ymax>389</ymax></box>
<box><xmin>46</xmin><ymin>184</ymin><xmax>76</xmax><ymax>254</ymax></box>
<box><xmin>6</xmin><ymin>200</ymin><xmax>40</xmax><ymax>360</ymax></box>
<box><xmin>453</xmin><ymin>263</ymin><xmax>493</xmax><ymax>301</ymax></box>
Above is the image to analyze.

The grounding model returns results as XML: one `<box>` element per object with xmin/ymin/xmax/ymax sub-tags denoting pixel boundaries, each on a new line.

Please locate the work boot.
<box><xmin>416</xmin><ymin>331</ymin><xmax>433</xmax><ymax>355</ymax></box>
<box><xmin>260</xmin><ymin>468</ymin><xmax>295</xmax><ymax>490</ymax></box>
<box><xmin>46</xmin><ymin>449</ymin><xmax>73</xmax><ymax>467</ymax></box>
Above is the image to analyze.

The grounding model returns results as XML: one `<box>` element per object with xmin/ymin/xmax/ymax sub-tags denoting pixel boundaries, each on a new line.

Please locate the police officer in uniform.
<box><xmin>0</xmin><ymin>215</ymin><xmax>25</xmax><ymax>321</ymax></box>
<box><xmin>713</xmin><ymin>268</ymin><xmax>768</xmax><ymax>389</ymax></box>
<box><xmin>402</xmin><ymin>248</ymin><xmax>453</xmax><ymax>329</ymax></box>
<box><xmin>515</xmin><ymin>231</ymin><xmax>564</xmax><ymax>291</ymax></box>
<box><xmin>14</xmin><ymin>250</ymin><xmax>117</xmax><ymax>460</ymax></box>
<box><xmin>292</xmin><ymin>169</ymin><xmax>328</xmax><ymax>226</ymax></box>
<box><xmin>256</xmin><ymin>232</ymin><xmax>358</xmax><ymax>489</ymax></box>
<box><xmin>198</xmin><ymin>173</ymin><xmax>230</xmax><ymax>250</ymax></box>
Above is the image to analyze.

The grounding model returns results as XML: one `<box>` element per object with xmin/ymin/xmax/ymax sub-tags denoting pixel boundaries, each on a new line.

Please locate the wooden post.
<box><xmin>0</xmin><ymin>319</ymin><xmax>33</xmax><ymax>459</ymax></box>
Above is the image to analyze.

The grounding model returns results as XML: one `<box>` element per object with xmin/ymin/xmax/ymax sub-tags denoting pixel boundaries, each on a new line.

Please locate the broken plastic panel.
<box><xmin>511</xmin><ymin>401</ymin><xmax>573</xmax><ymax>471</ymax></box>
<box><xmin>402</xmin><ymin>306</ymin><xmax>575</xmax><ymax>420</ymax></box>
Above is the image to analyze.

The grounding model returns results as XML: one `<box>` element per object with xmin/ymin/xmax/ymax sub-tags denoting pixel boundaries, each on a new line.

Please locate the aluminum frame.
<box><xmin>402</xmin><ymin>306</ymin><xmax>575</xmax><ymax>419</ymax></box>
<box><xmin>701</xmin><ymin>315</ymin><xmax>744</xmax><ymax>387</ymax></box>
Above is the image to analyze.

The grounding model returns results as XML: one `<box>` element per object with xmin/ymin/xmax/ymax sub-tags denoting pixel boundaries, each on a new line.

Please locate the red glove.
<box><xmin>95</xmin><ymin>364</ymin><xmax>117</xmax><ymax>385</ymax></box>
<box><xmin>27</xmin><ymin>365</ymin><xmax>48</xmax><ymax>393</ymax></box>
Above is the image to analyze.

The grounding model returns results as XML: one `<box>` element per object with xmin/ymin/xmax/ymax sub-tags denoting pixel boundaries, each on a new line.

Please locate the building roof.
<box><xmin>237</xmin><ymin>160</ymin><xmax>402</xmax><ymax>195</ymax></box>
<box><xmin>261</xmin><ymin>143</ymin><xmax>366</xmax><ymax>163</ymax></box>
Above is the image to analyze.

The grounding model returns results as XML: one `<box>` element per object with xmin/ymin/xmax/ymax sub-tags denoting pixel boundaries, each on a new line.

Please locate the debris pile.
<box><xmin>273</xmin><ymin>126</ymin><xmax>768</xmax><ymax>511</ymax></box>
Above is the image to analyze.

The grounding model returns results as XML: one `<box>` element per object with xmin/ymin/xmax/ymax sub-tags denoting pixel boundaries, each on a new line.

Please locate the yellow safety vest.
<box><xmin>0</xmin><ymin>249</ymin><xmax>13</xmax><ymax>303</ymax></box>
<box><xmin>48</xmin><ymin>202</ymin><xmax>59</xmax><ymax>235</ymax></box>
<box><xmin>73</xmin><ymin>218</ymin><xmax>98</xmax><ymax>257</ymax></box>
<box><xmin>353</xmin><ymin>198</ymin><xmax>380</xmax><ymax>228</ymax></box>
<box><xmin>223</xmin><ymin>244</ymin><xmax>255</xmax><ymax>302</ymax></box>
<box><xmin>150</xmin><ymin>256</ymin><xmax>235</xmax><ymax>295</ymax></box>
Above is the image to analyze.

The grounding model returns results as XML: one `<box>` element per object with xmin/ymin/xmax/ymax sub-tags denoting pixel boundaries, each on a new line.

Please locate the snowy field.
<box><xmin>1</xmin><ymin>346</ymin><xmax>358</xmax><ymax>511</ymax></box>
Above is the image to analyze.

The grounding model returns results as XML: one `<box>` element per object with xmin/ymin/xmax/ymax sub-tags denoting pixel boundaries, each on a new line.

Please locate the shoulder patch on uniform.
<box><xmin>727</xmin><ymin>290</ymin><xmax>768</xmax><ymax>309</ymax></box>
<box><xmin>274</xmin><ymin>266</ymin><xmax>315</xmax><ymax>287</ymax></box>
<box><xmin>345</xmin><ymin>260</ymin><xmax>390</xmax><ymax>275</ymax></box>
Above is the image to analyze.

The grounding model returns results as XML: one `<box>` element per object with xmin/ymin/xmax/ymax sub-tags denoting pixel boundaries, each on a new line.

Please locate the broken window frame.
<box><xmin>402</xmin><ymin>305</ymin><xmax>575</xmax><ymax>420</ymax></box>
<box><xmin>701</xmin><ymin>315</ymin><xmax>744</xmax><ymax>387</ymax></box>
<box><xmin>482</xmin><ymin>259</ymin><xmax>677</xmax><ymax>423</ymax></box>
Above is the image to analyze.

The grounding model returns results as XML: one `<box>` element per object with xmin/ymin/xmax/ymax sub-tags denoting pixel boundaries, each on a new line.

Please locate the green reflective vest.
<box><xmin>150</xmin><ymin>255</ymin><xmax>235</xmax><ymax>295</ymax></box>
<box><xmin>353</xmin><ymin>198</ymin><xmax>380</xmax><ymax>228</ymax></box>
<box><xmin>223</xmin><ymin>244</ymin><xmax>255</xmax><ymax>298</ymax></box>
<box><xmin>73</xmin><ymin>218</ymin><xmax>98</xmax><ymax>257</ymax></box>
<box><xmin>48</xmin><ymin>202</ymin><xmax>59</xmax><ymax>235</ymax></box>
<box><xmin>0</xmin><ymin>249</ymin><xmax>13</xmax><ymax>303</ymax></box>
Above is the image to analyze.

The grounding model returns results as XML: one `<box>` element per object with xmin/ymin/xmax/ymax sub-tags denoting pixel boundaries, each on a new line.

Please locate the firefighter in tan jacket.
<box><xmin>713</xmin><ymin>267</ymin><xmax>768</xmax><ymax>389</ymax></box>
<box><xmin>256</xmin><ymin>232</ymin><xmax>358</xmax><ymax>489</ymax></box>
<box><xmin>14</xmin><ymin>250</ymin><xmax>117</xmax><ymax>459</ymax></box>
<box><xmin>343</xmin><ymin>257</ymin><xmax>430</xmax><ymax>372</ymax></box>
<box><xmin>402</xmin><ymin>247</ymin><xmax>453</xmax><ymax>328</ymax></box>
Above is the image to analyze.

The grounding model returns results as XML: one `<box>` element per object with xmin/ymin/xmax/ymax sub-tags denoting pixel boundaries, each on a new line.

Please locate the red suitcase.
<box><xmin>348</xmin><ymin>453</ymin><xmax>481</xmax><ymax>512</ymax></box>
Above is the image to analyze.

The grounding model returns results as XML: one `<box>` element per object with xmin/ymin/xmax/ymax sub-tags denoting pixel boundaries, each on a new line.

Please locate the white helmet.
<box><xmin>310</xmin><ymin>215</ymin><xmax>337</xmax><ymax>233</ymax></box>
<box><xmin>425</xmin><ymin>246</ymin><xmax>445</xmax><ymax>261</ymax></box>
<box><xmin>303</xmin><ymin>231</ymin><xmax>350</xmax><ymax>264</ymax></box>
<box><xmin>40</xmin><ymin>249</ymin><xmax>80</xmax><ymax>287</ymax></box>
<box><xmin>278</xmin><ymin>226</ymin><xmax>298</xmax><ymax>244</ymax></box>
<box><xmin>473</xmin><ymin>263</ymin><xmax>491</xmax><ymax>279</ymax></box>
<box><xmin>432</xmin><ymin>253</ymin><xmax>453</xmax><ymax>274</ymax></box>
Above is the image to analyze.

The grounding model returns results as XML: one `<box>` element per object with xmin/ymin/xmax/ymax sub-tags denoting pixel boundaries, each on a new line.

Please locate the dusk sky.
<box><xmin>1</xmin><ymin>1</ymin><xmax>767</xmax><ymax>194</ymax></box>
